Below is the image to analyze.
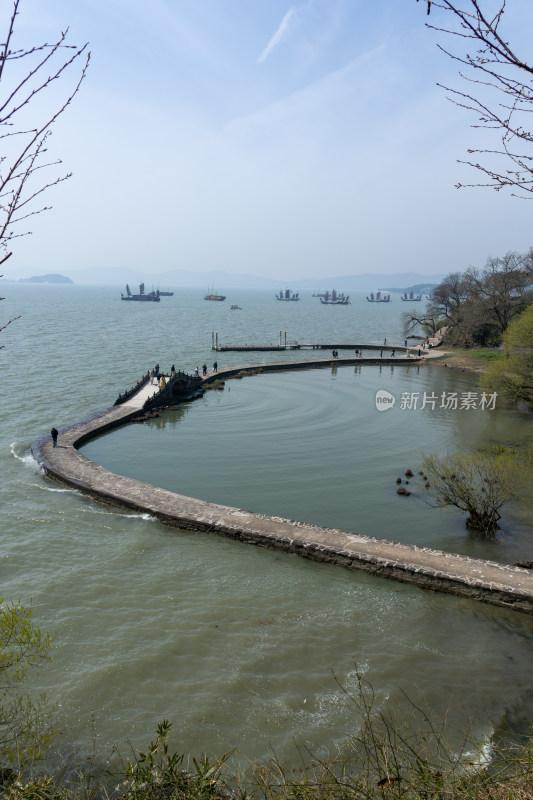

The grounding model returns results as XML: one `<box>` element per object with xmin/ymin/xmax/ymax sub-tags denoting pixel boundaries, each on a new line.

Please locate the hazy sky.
<box><xmin>5</xmin><ymin>0</ymin><xmax>533</xmax><ymax>280</ymax></box>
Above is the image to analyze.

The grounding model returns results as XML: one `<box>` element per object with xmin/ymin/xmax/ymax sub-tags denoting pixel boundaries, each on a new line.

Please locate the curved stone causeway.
<box><xmin>31</xmin><ymin>357</ymin><xmax>533</xmax><ymax>615</ymax></box>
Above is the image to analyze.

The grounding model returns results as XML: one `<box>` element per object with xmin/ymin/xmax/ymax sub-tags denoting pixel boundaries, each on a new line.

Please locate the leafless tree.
<box><xmin>428</xmin><ymin>250</ymin><xmax>533</xmax><ymax>346</ymax></box>
<box><xmin>419</xmin><ymin>0</ymin><xmax>533</xmax><ymax>197</ymax></box>
<box><xmin>464</xmin><ymin>251</ymin><xmax>533</xmax><ymax>334</ymax></box>
<box><xmin>402</xmin><ymin>307</ymin><xmax>443</xmax><ymax>337</ymax></box>
<box><xmin>0</xmin><ymin>276</ymin><xmax>20</xmax><ymax>341</ymax></box>
<box><xmin>423</xmin><ymin>449</ymin><xmax>516</xmax><ymax>537</ymax></box>
<box><xmin>0</xmin><ymin>0</ymin><xmax>89</xmax><ymax>345</ymax></box>
<box><xmin>431</xmin><ymin>271</ymin><xmax>469</xmax><ymax>318</ymax></box>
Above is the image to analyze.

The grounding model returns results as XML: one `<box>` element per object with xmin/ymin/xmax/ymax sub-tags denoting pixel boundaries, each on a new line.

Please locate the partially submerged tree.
<box><xmin>423</xmin><ymin>448</ymin><xmax>516</xmax><ymax>537</ymax></box>
<box><xmin>419</xmin><ymin>1</ymin><xmax>533</xmax><ymax>197</ymax></box>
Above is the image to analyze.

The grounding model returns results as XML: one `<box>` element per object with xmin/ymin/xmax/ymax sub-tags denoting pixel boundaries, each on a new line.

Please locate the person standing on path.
<box><xmin>51</xmin><ymin>427</ymin><xmax>58</xmax><ymax>447</ymax></box>
<box><xmin>213</xmin><ymin>361</ymin><xmax>218</xmax><ymax>372</ymax></box>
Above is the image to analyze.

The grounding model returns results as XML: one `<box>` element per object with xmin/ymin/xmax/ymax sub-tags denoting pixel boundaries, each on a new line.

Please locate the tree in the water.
<box><xmin>423</xmin><ymin>448</ymin><xmax>516</xmax><ymax>537</ymax></box>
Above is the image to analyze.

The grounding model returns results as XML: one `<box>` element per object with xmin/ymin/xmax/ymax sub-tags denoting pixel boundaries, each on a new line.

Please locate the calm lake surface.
<box><xmin>2</xmin><ymin>283</ymin><xmax>533</xmax><ymax>769</ymax></box>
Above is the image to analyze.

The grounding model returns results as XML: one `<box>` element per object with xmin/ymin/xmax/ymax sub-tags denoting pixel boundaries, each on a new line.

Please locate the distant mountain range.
<box><xmin>13</xmin><ymin>267</ymin><xmax>445</xmax><ymax>292</ymax></box>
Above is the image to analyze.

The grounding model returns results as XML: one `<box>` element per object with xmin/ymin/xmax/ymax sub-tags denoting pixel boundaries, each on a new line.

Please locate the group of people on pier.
<box><xmin>148</xmin><ymin>361</ymin><xmax>220</xmax><ymax>384</ymax></box>
<box><xmin>149</xmin><ymin>363</ymin><xmax>176</xmax><ymax>387</ymax></box>
<box><xmin>194</xmin><ymin>362</ymin><xmax>218</xmax><ymax>377</ymax></box>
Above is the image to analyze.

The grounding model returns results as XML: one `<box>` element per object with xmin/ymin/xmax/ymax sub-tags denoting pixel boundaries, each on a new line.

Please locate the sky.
<box><xmin>3</xmin><ymin>0</ymin><xmax>533</xmax><ymax>281</ymax></box>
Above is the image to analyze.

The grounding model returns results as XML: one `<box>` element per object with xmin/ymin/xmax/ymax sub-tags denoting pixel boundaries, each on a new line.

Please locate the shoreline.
<box><xmin>424</xmin><ymin>345</ymin><xmax>502</xmax><ymax>374</ymax></box>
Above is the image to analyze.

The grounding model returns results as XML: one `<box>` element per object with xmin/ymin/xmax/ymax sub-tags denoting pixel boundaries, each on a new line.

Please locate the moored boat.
<box><xmin>366</xmin><ymin>291</ymin><xmax>391</xmax><ymax>302</ymax></box>
<box><xmin>319</xmin><ymin>289</ymin><xmax>350</xmax><ymax>305</ymax></box>
<box><xmin>401</xmin><ymin>291</ymin><xmax>422</xmax><ymax>301</ymax></box>
<box><xmin>276</xmin><ymin>289</ymin><xmax>300</xmax><ymax>301</ymax></box>
<box><xmin>121</xmin><ymin>283</ymin><xmax>160</xmax><ymax>302</ymax></box>
<box><xmin>204</xmin><ymin>284</ymin><xmax>226</xmax><ymax>301</ymax></box>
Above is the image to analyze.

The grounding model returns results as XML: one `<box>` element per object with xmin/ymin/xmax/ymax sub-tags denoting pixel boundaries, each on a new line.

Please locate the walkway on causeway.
<box><xmin>31</xmin><ymin>356</ymin><xmax>533</xmax><ymax>615</ymax></box>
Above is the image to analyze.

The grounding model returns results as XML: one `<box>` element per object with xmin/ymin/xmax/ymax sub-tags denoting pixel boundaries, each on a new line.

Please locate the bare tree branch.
<box><xmin>0</xmin><ymin>0</ymin><xmax>89</xmax><ymax>342</ymax></box>
<box><xmin>0</xmin><ymin>0</ymin><xmax>90</xmax><ymax>261</ymax></box>
<box><xmin>418</xmin><ymin>0</ymin><xmax>533</xmax><ymax>197</ymax></box>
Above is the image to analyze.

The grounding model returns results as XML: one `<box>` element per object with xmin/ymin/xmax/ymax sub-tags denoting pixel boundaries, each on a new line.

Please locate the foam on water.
<box><xmin>32</xmin><ymin>483</ymin><xmax>79</xmax><ymax>494</ymax></box>
<box><xmin>10</xmin><ymin>442</ymin><xmax>40</xmax><ymax>469</ymax></box>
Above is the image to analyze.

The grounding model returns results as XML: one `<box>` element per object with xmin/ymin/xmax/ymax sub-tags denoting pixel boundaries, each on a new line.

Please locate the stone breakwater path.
<box><xmin>31</xmin><ymin>356</ymin><xmax>533</xmax><ymax>615</ymax></box>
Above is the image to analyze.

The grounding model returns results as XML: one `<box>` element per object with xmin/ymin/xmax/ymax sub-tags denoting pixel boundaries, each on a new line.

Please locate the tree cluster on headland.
<box><xmin>403</xmin><ymin>249</ymin><xmax>532</xmax><ymax>348</ymax></box>
<box><xmin>403</xmin><ymin>248</ymin><xmax>533</xmax><ymax>410</ymax></box>
<box><xmin>431</xmin><ymin>250</ymin><xmax>533</xmax><ymax>349</ymax></box>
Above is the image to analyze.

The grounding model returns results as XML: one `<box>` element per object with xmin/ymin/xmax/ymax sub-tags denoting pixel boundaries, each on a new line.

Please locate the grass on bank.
<box><xmin>3</xmin><ymin>678</ymin><xmax>533</xmax><ymax>800</ymax></box>
<box><xmin>429</xmin><ymin>347</ymin><xmax>504</xmax><ymax>371</ymax></box>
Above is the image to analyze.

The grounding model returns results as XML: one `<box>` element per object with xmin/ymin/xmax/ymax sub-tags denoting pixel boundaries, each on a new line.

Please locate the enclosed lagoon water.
<box><xmin>82</xmin><ymin>363</ymin><xmax>533</xmax><ymax>564</ymax></box>
<box><xmin>2</xmin><ymin>284</ymin><xmax>533</xmax><ymax>766</ymax></box>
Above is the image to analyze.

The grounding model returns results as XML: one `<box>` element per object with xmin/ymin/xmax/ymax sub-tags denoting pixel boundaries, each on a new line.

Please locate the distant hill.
<box><xmin>62</xmin><ymin>267</ymin><xmax>445</xmax><ymax>291</ymax></box>
<box><xmin>20</xmin><ymin>273</ymin><xmax>73</xmax><ymax>284</ymax></box>
<box><xmin>297</xmin><ymin>274</ymin><xmax>445</xmax><ymax>292</ymax></box>
<box><xmin>383</xmin><ymin>283</ymin><xmax>439</xmax><ymax>294</ymax></box>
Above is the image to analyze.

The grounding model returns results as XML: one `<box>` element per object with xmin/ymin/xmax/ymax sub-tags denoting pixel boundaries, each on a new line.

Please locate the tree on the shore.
<box><xmin>402</xmin><ymin>308</ymin><xmax>444</xmax><ymax>338</ymax></box>
<box><xmin>0</xmin><ymin>600</ymin><xmax>53</xmax><ymax>766</ymax></box>
<box><xmin>423</xmin><ymin>449</ymin><xmax>516</xmax><ymax>537</ymax></box>
<box><xmin>419</xmin><ymin>0</ymin><xmax>533</xmax><ymax>197</ymax></box>
<box><xmin>430</xmin><ymin>250</ymin><xmax>533</xmax><ymax>346</ymax></box>
<box><xmin>430</xmin><ymin>272</ymin><xmax>469</xmax><ymax>319</ymax></box>
<box><xmin>483</xmin><ymin>303</ymin><xmax>533</xmax><ymax>407</ymax></box>
<box><xmin>465</xmin><ymin>252</ymin><xmax>533</xmax><ymax>336</ymax></box>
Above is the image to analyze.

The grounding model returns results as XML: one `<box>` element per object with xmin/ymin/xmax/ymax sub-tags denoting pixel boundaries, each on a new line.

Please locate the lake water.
<box><xmin>2</xmin><ymin>283</ymin><xmax>533</xmax><ymax>771</ymax></box>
